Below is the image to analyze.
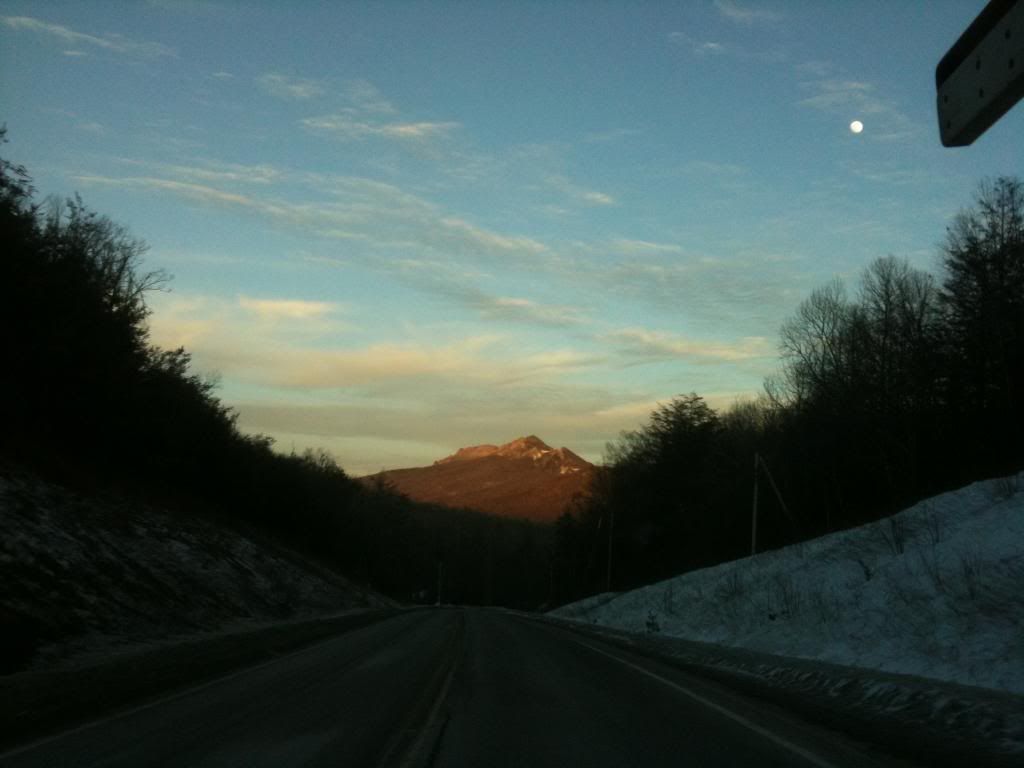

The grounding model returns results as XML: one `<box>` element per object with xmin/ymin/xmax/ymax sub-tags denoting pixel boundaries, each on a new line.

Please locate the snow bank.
<box><xmin>0</xmin><ymin>469</ymin><xmax>390</xmax><ymax>670</ymax></box>
<box><xmin>553</xmin><ymin>473</ymin><xmax>1024</xmax><ymax>694</ymax></box>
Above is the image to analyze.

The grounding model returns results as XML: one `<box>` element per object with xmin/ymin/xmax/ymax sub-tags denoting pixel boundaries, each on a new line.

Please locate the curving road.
<box><xmin>1</xmin><ymin>609</ymin><xmax>902</xmax><ymax>767</ymax></box>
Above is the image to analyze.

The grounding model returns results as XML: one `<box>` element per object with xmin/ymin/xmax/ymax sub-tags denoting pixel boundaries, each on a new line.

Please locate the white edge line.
<box><xmin>567</xmin><ymin>636</ymin><xmax>843</xmax><ymax>768</ymax></box>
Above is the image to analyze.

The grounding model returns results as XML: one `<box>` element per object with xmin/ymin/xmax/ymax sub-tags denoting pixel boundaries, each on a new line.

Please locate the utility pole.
<box><xmin>760</xmin><ymin>454</ymin><xmax>797</xmax><ymax>532</ymax></box>
<box><xmin>604</xmin><ymin>508</ymin><xmax>615</xmax><ymax>592</ymax></box>
<box><xmin>752</xmin><ymin>452</ymin><xmax>797</xmax><ymax>556</ymax></box>
<box><xmin>485</xmin><ymin>524</ymin><xmax>494</xmax><ymax>606</ymax></box>
<box><xmin>751</xmin><ymin>453</ymin><xmax>760</xmax><ymax>555</ymax></box>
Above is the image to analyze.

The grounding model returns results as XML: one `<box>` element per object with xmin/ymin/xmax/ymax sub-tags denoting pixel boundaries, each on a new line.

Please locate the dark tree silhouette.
<box><xmin>0</xmin><ymin>132</ymin><xmax>557</xmax><ymax>610</ymax></box>
<box><xmin>940</xmin><ymin>177</ymin><xmax>1024</xmax><ymax>478</ymax></box>
<box><xmin>571</xmin><ymin>177</ymin><xmax>1023</xmax><ymax>601</ymax></box>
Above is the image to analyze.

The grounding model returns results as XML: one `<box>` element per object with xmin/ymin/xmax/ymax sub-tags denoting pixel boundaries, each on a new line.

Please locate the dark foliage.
<box><xmin>940</xmin><ymin>177</ymin><xmax>1024</xmax><ymax>479</ymax></box>
<box><xmin>0</xmin><ymin>132</ymin><xmax>553</xmax><ymax>609</ymax></box>
<box><xmin>565</xmin><ymin>177</ymin><xmax>1024</xmax><ymax>602</ymax></box>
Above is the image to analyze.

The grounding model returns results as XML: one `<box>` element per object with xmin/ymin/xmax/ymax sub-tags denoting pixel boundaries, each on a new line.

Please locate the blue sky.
<box><xmin>2</xmin><ymin>1</ymin><xmax>1021</xmax><ymax>474</ymax></box>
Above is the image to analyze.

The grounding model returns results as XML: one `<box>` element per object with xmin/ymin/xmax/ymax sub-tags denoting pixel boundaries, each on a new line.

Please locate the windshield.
<box><xmin>1</xmin><ymin>4</ymin><xmax>1022</xmax><ymax>766</ymax></box>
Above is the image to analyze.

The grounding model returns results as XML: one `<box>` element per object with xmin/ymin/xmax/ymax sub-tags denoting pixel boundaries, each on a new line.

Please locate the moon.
<box><xmin>850</xmin><ymin>120</ymin><xmax>864</xmax><ymax>134</ymax></box>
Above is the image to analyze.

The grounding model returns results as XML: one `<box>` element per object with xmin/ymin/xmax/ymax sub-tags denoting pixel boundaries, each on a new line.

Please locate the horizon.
<box><xmin>2</xmin><ymin>1</ymin><xmax>1021</xmax><ymax>474</ymax></box>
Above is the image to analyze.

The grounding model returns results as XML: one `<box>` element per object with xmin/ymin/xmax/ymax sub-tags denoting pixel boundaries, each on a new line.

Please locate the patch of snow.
<box><xmin>553</xmin><ymin>472</ymin><xmax>1024</xmax><ymax>694</ymax></box>
<box><xmin>0</xmin><ymin>469</ymin><xmax>390</xmax><ymax>670</ymax></box>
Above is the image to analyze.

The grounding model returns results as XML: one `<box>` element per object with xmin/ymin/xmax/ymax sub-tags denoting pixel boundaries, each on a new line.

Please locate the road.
<box><xmin>0</xmin><ymin>609</ymin><xmax>902</xmax><ymax>767</ymax></box>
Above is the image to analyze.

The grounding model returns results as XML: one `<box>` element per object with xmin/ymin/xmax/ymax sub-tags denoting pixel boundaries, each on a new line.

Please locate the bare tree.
<box><xmin>779</xmin><ymin>279</ymin><xmax>853</xmax><ymax>407</ymax></box>
<box><xmin>941</xmin><ymin>178</ymin><xmax>1023</xmax><ymax>429</ymax></box>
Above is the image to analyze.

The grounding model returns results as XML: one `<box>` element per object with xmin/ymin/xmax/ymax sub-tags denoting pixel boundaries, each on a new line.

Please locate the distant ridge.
<box><xmin>366</xmin><ymin>436</ymin><xmax>594</xmax><ymax>521</ymax></box>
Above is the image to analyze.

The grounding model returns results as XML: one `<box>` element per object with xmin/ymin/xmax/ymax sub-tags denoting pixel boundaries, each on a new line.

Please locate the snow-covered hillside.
<box><xmin>0</xmin><ymin>469</ymin><xmax>390</xmax><ymax>671</ymax></box>
<box><xmin>553</xmin><ymin>473</ymin><xmax>1024</xmax><ymax>694</ymax></box>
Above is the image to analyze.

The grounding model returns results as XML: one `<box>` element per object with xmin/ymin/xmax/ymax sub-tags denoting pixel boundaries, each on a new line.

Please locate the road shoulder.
<box><xmin>532</xmin><ymin>613</ymin><xmax>1024</xmax><ymax>768</ymax></box>
<box><xmin>0</xmin><ymin>608</ymin><xmax>400</xmax><ymax>751</ymax></box>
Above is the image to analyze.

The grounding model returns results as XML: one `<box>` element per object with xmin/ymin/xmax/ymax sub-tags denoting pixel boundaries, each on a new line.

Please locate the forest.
<box><xmin>556</xmin><ymin>176</ymin><xmax>1024</xmax><ymax>603</ymax></box>
<box><xmin>0</xmin><ymin>130</ymin><xmax>551</xmax><ymax>609</ymax></box>
<box><xmin>2</xmin><ymin>128</ymin><xmax>1021</xmax><ymax>609</ymax></box>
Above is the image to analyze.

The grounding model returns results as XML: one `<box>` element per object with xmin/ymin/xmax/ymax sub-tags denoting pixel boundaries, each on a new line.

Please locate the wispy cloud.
<box><xmin>78</xmin><ymin>163</ymin><xmax>796</xmax><ymax>344</ymax></box>
<box><xmin>798</xmin><ymin>79</ymin><xmax>875</xmax><ymax>112</ymax></box>
<box><xmin>149</xmin><ymin>293</ymin><xmax>346</xmax><ymax>352</ymax></box>
<box><xmin>668</xmin><ymin>31</ymin><xmax>728</xmax><ymax>57</ymax></box>
<box><xmin>583</xmin><ymin>127</ymin><xmax>643</xmax><ymax>144</ymax></box>
<box><xmin>168</xmin><ymin>288</ymin><xmax>594</xmax><ymax>381</ymax></box>
<box><xmin>571</xmin><ymin>241</ymin><xmax>807</xmax><ymax>333</ymax></box>
<box><xmin>1</xmin><ymin>16</ymin><xmax>175</xmax><ymax>57</ymax></box>
<box><xmin>840</xmin><ymin>160</ymin><xmax>938</xmax><ymax>187</ymax></box>
<box><xmin>76</xmin><ymin>175</ymin><xmax>268</xmax><ymax>211</ymax></box>
<box><xmin>432</xmin><ymin>216</ymin><xmax>547</xmax><ymax>258</ymax></box>
<box><xmin>695</xmin><ymin>40</ymin><xmax>727</xmax><ymax>55</ymax></box>
<box><xmin>547</xmin><ymin>175</ymin><xmax>615</xmax><ymax>206</ymax></box>
<box><xmin>256</xmin><ymin>73</ymin><xmax>325</xmax><ymax>100</ymax></box>
<box><xmin>668</xmin><ymin>30</ymin><xmax>784</xmax><ymax>62</ymax></box>
<box><xmin>592</xmin><ymin>399</ymin><xmax>665</xmax><ymax>422</ymax></box>
<box><xmin>683</xmin><ymin>160</ymin><xmax>747</xmax><ymax>177</ymax></box>
<box><xmin>148</xmin><ymin>291</ymin><xmax>627</xmax><ymax>472</ymax></box>
<box><xmin>115</xmin><ymin>157</ymin><xmax>283</xmax><ymax>185</ymax></box>
<box><xmin>74</xmin><ymin>170</ymin><xmax>548</xmax><ymax>266</ymax></box>
<box><xmin>797</xmin><ymin>78</ymin><xmax>920</xmax><ymax>142</ymax></box>
<box><xmin>582</xmin><ymin>191</ymin><xmax>614</xmax><ymax>205</ymax></box>
<box><xmin>713</xmin><ymin>0</ymin><xmax>781</xmax><ymax>25</ymax></box>
<box><xmin>149</xmin><ymin>293</ymin><xmax>580</xmax><ymax>391</ymax></box>
<box><xmin>393</xmin><ymin>259</ymin><xmax>587</xmax><ymax>328</ymax></box>
<box><xmin>77</xmin><ymin>121</ymin><xmax>106</xmax><ymax>135</ymax></box>
<box><xmin>276</xmin><ymin>341</ymin><xmax>498</xmax><ymax>389</ymax></box>
<box><xmin>344</xmin><ymin>79</ymin><xmax>397</xmax><ymax>115</ymax></box>
<box><xmin>603</xmin><ymin>327</ymin><xmax>773</xmax><ymax>364</ymax></box>
<box><xmin>483</xmin><ymin>297</ymin><xmax>585</xmax><ymax>326</ymax></box>
<box><xmin>238</xmin><ymin>296</ymin><xmax>338</xmax><ymax>320</ymax></box>
<box><xmin>795</xmin><ymin>60</ymin><xmax>832</xmax><ymax>78</ymax></box>
<box><xmin>147</xmin><ymin>291</ymin><xmax>763</xmax><ymax>474</ymax></box>
<box><xmin>595</xmin><ymin>391</ymin><xmax>756</xmax><ymax>424</ymax></box>
<box><xmin>146</xmin><ymin>0</ymin><xmax>226</xmax><ymax>12</ymax></box>
<box><xmin>290</xmin><ymin>80</ymin><xmax>458</xmax><ymax>143</ymax></box>
<box><xmin>301</xmin><ymin>114</ymin><xmax>459</xmax><ymax>141</ymax></box>
<box><xmin>610</xmin><ymin>239</ymin><xmax>685</xmax><ymax>255</ymax></box>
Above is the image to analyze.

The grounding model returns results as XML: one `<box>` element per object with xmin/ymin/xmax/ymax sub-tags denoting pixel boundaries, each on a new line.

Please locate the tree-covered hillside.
<box><xmin>0</xmin><ymin>131</ymin><xmax>552</xmax><ymax>610</ymax></box>
<box><xmin>560</xmin><ymin>177</ymin><xmax>1024</xmax><ymax>600</ymax></box>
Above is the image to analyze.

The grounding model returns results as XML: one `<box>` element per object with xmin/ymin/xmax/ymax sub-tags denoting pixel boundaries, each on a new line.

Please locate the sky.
<box><xmin>1</xmin><ymin>1</ymin><xmax>1021</xmax><ymax>475</ymax></box>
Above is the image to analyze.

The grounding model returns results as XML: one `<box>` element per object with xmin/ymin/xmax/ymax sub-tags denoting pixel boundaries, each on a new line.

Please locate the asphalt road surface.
<box><xmin>1</xmin><ymin>609</ymin><xmax>904</xmax><ymax>767</ymax></box>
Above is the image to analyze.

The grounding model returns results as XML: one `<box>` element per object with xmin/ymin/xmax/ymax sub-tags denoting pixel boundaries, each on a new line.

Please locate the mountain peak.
<box><xmin>498</xmin><ymin>435</ymin><xmax>554</xmax><ymax>458</ymax></box>
<box><xmin>434</xmin><ymin>444</ymin><xmax>499</xmax><ymax>465</ymax></box>
<box><xmin>436</xmin><ymin>435</ymin><xmax>556</xmax><ymax>465</ymax></box>
<box><xmin>374</xmin><ymin>436</ymin><xmax>595</xmax><ymax>521</ymax></box>
<box><xmin>515</xmin><ymin>435</ymin><xmax>549</xmax><ymax>448</ymax></box>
